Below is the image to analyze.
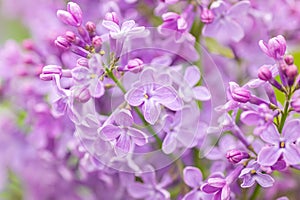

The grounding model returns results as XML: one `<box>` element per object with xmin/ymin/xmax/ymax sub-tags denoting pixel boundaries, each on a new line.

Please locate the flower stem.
<box><xmin>278</xmin><ymin>89</ymin><xmax>292</xmax><ymax>133</ymax></box>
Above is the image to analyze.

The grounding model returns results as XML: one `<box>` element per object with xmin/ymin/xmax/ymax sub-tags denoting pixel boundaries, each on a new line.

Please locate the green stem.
<box><xmin>278</xmin><ymin>90</ymin><xmax>292</xmax><ymax>133</ymax></box>
<box><xmin>249</xmin><ymin>184</ymin><xmax>261</xmax><ymax>200</ymax></box>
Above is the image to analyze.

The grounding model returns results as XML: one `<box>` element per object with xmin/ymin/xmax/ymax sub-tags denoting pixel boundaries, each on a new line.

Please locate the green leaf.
<box><xmin>204</xmin><ymin>37</ymin><xmax>235</xmax><ymax>59</ymax></box>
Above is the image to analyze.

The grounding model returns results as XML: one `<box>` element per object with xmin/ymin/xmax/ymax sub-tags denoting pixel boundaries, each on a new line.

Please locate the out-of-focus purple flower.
<box><xmin>202</xmin><ymin>1</ymin><xmax>250</xmax><ymax>43</ymax></box>
<box><xmin>57</xmin><ymin>2</ymin><xmax>82</xmax><ymax>27</ymax></box>
<box><xmin>259</xmin><ymin>35</ymin><xmax>286</xmax><ymax>60</ymax></box>
<box><xmin>179</xmin><ymin>66</ymin><xmax>211</xmax><ymax>102</ymax></box>
<box><xmin>183</xmin><ymin>166</ymin><xmax>207</xmax><ymax>200</ymax></box>
<box><xmin>99</xmin><ymin>109</ymin><xmax>148</xmax><ymax>156</ymax></box>
<box><xmin>241</xmin><ymin>104</ymin><xmax>276</xmax><ymax>135</ymax></box>
<box><xmin>239</xmin><ymin>161</ymin><xmax>274</xmax><ymax>188</ymax></box>
<box><xmin>162</xmin><ymin>105</ymin><xmax>200</xmax><ymax>154</ymax></box>
<box><xmin>125</xmin><ymin>68</ymin><xmax>183</xmax><ymax>125</ymax></box>
<box><xmin>258</xmin><ymin>120</ymin><xmax>300</xmax><ymax>166</ymax></box>
<box><xmin>226</xmin><ymin>149</ymin><xmax>249</xmax><ymax>164</ymax></box>
<box><xmin>291</xmin><ymin>92</ymin><xmax>300</xmax><ymax>113</ymax></box>
<box><xmin>105</xmin><ymin>12</ymin><xmax>119</xmax><ymax>25</ymax></box>
<box><xmin>127</xmin><ymin>166</ymin><xmax>171</xmax><ymax>200</ymax></box>
<box><xmin>159</xmin><ymin>12</ymin><xmax>188</xmax><ymax>39</ymax></box>
<box><xmin>102</xmin><ymin>19</ymin><xmax>145</xmax><ymax>40</ymax></box>
<box><xmin>71</xmin><ymin>55</ymin><xmax>105</xmax><ymax>98</ymax></box>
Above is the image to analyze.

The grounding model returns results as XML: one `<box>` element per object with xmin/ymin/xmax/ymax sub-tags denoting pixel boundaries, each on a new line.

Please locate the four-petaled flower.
<box><xmin>125</xmin><ymin>68</ymin><xmax>183</xmax><ymax>125</ymax></box>
<box><xmin>258</xmin><ymin>120</ymin><xmax>300</xmax><ymax>166</ymax></box>
<box><xmin>99</xmin><ymin>109</ymin><xmax>148</xmax><ymax>156</ymax></box>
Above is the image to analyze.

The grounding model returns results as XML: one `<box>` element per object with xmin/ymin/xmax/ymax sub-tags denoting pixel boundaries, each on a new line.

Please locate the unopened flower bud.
<box><xmin>55</xmin><ymin>36</ymin><xmax>71</xmax><ymax>50</ymax></box>
<box><xmin>226</xmin><ymin>149</ymin><xmax>250</xmax><ymax>164</ymax></box>
<box><xmin>57</xmin><ymin>2</ymin><xmax>82</xmax><ymax>27</ymax></box>
<box><xmin>285</xmin><ymin>64</ymin><xmax>298</xmax><ymax>80</ymax></box>
<box><xmin>40</xmin><ymin>65</ymin><xmax>62</xmax><ymax>81</ymax></box>
<box><xmin>200</xmin><ymin>8</ymin><xmax>214</xmax><ymax>24</ymax></box>
<box><xmin>124</xmin><ymin>58</ymin><xmax>144</xmax><ymax>73</ymax></box>
<box><xmin>291</xmin><ymin>98</ymin><xmax>300</xmax><ymax>112</ymax></box>
<box><xmin>105</xmin><ymin>12</ymin><xmax>119</xmax><ymax>24</ymax></box>
<box><xmin>22</xmin><ymin>39</ymin><xmax>35</xmax><ymax>51</ymax></box>
<box><xmin>65</xmin><ymin>31</ymin><xmax>76</xmax><ymax>43</ymax></box>
<box><xmin>92</xmin><ymin>36</ymin><xmax>102</xmax><ymax>50</ymax></box>
<box><xmin>86</xmin><ymin>21</ymin><xmax>96</xmax><ymax>33</ymax></box>
<box><xmin>284</xmin><ymin>55</ymin><xmax>294</xmax><ymax>65</ymax></box>
<box><xmin>258</xmin><ymin>66</ymin><xmax>272</xmax><ymax>81</ymax></box>
<box><xmin>232</xmin><ymin>88</ymin><xmax>251</xmax><ymax>103</ymax></box>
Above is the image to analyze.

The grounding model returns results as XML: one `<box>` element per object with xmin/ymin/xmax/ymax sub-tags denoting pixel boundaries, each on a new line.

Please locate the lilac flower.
<box><xmin>57</xmin><ymin>2</ymin><xmax>82</xmax><ymax>27</ymax></box>
<box><xmin>239</xmin><ymin>161</ymin><xmax>274</xmax><ymax>188</ymax></box>
<box><xmin>259</xmin><ymin>35</ymin><xmax>286</xmax><ymax>60</ymax></box>
<box><xmin>99</xmin><ymin>109</ymin><xmax>148</xmax><ymax>156</ymax></box>
<box><xmin>258</xmin><ymin>120</ymin><xmax>300</xmax><ymax>166</ymax></box>
<box><xmin>202</xmin><ymin>1</ymin><xmax>250</xmax><ymax>43</ymax></box>
<box><xmin>125</xmin><ymin>68</ymin><xmax>183</xmax><ymax>125</ymax></box>
<box><xmin>159</xmin><ymin>12</ymin><xmax>188</xmax><ymax>40</ymax></box>
<box><xmin>102</xmin><ymin>19</ymin><xmax>145</xmax><ymax>40</ymax></box>
<box><xmin>71</xmin><ymin>55</ymin><xmax>105</xmax><ymax>98</ymax></box>
<box><xmin>241</xmin><ymin>104</ymin><xmax>277</xmax><ymax>135</ymax></box>
<box><xmin>162</xmin><ymin>105</ymin><xmax>200</xmax><ymax>154</ymax></box>
<box><xmin>201</xmin><ymin>165</ymin><xmax>243</xmax><ymax>200</ymax></box>
<box><xmin>183</xmin><ymin>166</ymin><xmax>206</xmax><ymax>200</ymax></box>
<box><xmin>178</xmin><ymin>66</ymin><xmax>211</xmax><ymax>102</ymax></box>
<box><xmin>127</xmin><ymin>166</ymin><xmax>171</xmax><ymax>200</ymax></box>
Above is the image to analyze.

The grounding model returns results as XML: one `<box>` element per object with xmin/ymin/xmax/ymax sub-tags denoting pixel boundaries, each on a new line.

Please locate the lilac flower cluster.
<box><xmin>1</xmin><ymin>0</ymin><xmax>300</xmax><ymax>199</ymax></box>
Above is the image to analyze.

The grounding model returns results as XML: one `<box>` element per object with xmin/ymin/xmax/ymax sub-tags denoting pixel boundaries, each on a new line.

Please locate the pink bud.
<box><xmin>65</xmin><ymin>31</ymin><xmax>76</xmax><ymax>42</ymax></box>
<box><xmin>226</xmin><ymin>149</ymin><xmax>250</xmax><ymax>164</ymax></box>
<box><xmin>124</xmin><ymin>58</ymin><xmax>144</xmax><ymax>73</ymax></box>
<box><xmin>92</xmin><ymin>36</ymin><xmax>102</xmax><ymax>49</ymax></box>
<box><xmin>74</xmin><ymin>87</ymin><xmax>91</xmax><ymax>103</ymax></box>
<box><xmin>201</xmin><ymin>8</ymin><xmax>214</xmax><ymax>24</ymax></box>
<box><xmin>105</xmin><ymin>12</ymin><xmax>119</xmax><ymax>24</ymax></box>
<box><xmin>258</xmin><ymin>66</ymin><xmax>272</xmax><ymax>81</ymax></box>
<box><xmin>291</xmin><ymin>98</ymin><xmax>300</xmax><ymax>112</ymax></box>
<box><xmin>86</xmin><ymin>21</ymin><xmax>96</xmax><ymax>33</ymax></box>
<box><xmin>232</xmin><ymin>88</ymin><xmax>251</xmax><ymax>103</ymax></box>
<box><xmin>55</xmin><ymin>36</ymin><xmax>71</xmax><ymax>50</ymax></box>
<box><xmin>67</xmin><ymin>2</ymin><xmax>82</xmax><ymax>26</ymax></box>
<box><xmin>40</xmin><ymin>65</ymin><xmax>62</xmax><ymax>81</ymax></box>
<box><xmin>284</xmin><ymin>55</ymin><xmax>294</xmax><ymax>65</ymax></box>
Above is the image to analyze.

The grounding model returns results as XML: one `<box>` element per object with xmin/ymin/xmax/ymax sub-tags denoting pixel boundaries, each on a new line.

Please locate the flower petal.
<box><xmin>258</xmin><ymin>146</ymin><xmax>281</xmax><ymax>166</ymax></box>
<box><xmin>184</xmin><ymin>66</ymin><xmax>200</xmax><ymax>87</ymax></box>
<box><xmin>162</xmin><ymin>133</ymin><xmax>177</xmax><ymax>154</ymax></box>
<box><xmin>125</xmin><ymin>87</ymin><xmax>145</xmax><ymax>106</ymax></box>
<box><xmin>283</xmin><ymin>144</ymin><xmax>300</xmax><ymax>166</ymax></box>
<box><xmin>282</xmin><ymin>120</ymin><xmax>300</xmax><ymax>142</ymax></box>
<box><xmin>142</xmin><ymin>100</ymin><xmax>161</xmax><ymax>125</ymax></box>
<box><xmin>193</xmin><ymin>86</ymin><xmax>211</xmax><ymax>101</ymax></box>
<box><xmin>114</xmin><ymin>109</ymin><xmax>134</xmax><ymax>127</ymax></box>
<box><xmin>116</xmin><ymin>134</ymin><xmax>131</xmax><ymax>155</ymax></box>
<box><xmin>260</xmin><ymin>124</ymin><xmax>280</xmax><ymax>144</ymax></box>
<box><xmin>240</xmin><ymin>111</ymin><xmax>261</xmax><ymax>126</ymax></box>
<box><xmin>100</xmin><ymin>124</ymin><xmax>122</xmax><ymax>141</ymax></box>
<box><xmin>127</xmin><ymin>127</ymin><xmax>148</xmax><ymax>146</ymax></box>
<box><xmin>183</xmin><ymin>166</ymin><xmax>202</xmax><ymax>188</ymax></box>
<box><xmin>254</xmin><ymin>173</ymin><xmax>274</xmax><ymax>188</ymax></box>
<box><xmin>201</xmin><ymin>183</ymin><xmax>220</xmax><ymax>193</ymax></box>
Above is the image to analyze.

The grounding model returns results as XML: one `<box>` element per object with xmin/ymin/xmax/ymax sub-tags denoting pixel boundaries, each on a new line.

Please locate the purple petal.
<box><xmin>260</xmin><ymin>124</ymin><xmax>280</xmax><ymax>144</ymax></box>
<box><xmin>240</xmin><ymin>174</ymin><xmax>255</xmax><ymax>188</ymax></box>
<box><xmin>184</xmin><ymin>66</ymin><xmax>201</xmax><ymax>87</ymax></box>
<box><xmin>283</xmin><ymin>144</ymin><xmax>300</xmax><ymax>165</ymax></box>
<box><xmin>57</xmin><ymin>10</ymin><xmax>77</xmax><ymax>26</ymax></box>
<box><xmin>127</xmin><ymin>182</ymin><xmax>151</xmax><ymax>199</ymax></box>
<box><xmin>52</xmin><ymin>97</ymin><xmax>67</xmax><ymax>117</ymax></box>
<box><xmin>227</xmin><ymin>1</ymin><xmax>250</xmax><ymax>17</ymax></box>
<box><xmin>90</xmin><ymin>79</ymin><xmax>104</xmax><ymax>98</ymax></box>
<box><xmin>254</xmin><ymin>173</ymin><xmax>274</xmax><ymax>188</ymax></box>
<box><xmin>182</xmin><ymin>190</ymin><xmax>202</xmax><ymax>200</ymax></box>
<box><xmin>100</xmin><ymin>124</ymin><xmax>121</xmax><ymax>140</ymax></box>
<box><xmin>221</xmin><ymin>185</ymin><xmax>230</xmax><ymax>200</ymax></box>
<box><xmin>71</xmin><ymin>67</ymin><xmax>89</xmax><ymax>82</ymax></box>
<box><xmin>193</xmin><ymin>86</ymin><xmax>211</xmax><ymax>101</ymax></box>
<box><xmin>67</xmin><ymin>2</ymin><xmax>82</xmax><ymax>26</ymax></box>
<box><xmin>142</xmin><ymin>100</ymin><xmax>161</xmax><ymax>125</ymax></box>
<box><xmin>102</xmin><ymin>20</ymin><xmax>120</xmax><ymax>32</ymax></box>
<box><xmin>259</xmin><ymin>40</ymin><xmax>271</xmax><ymax>57</ymax></box>
<box><xmin>282</xmin><ymin>120</ymin><xmax>300</xmax><ymax>142</ymax></box>
<box><xmin>153</xmin><ymin>86</ymin><xmax>183</xmax><ymax>111</ymax></box>
<box><xmin>240</xmin><ymin>111</ymin><xmax>261</xmax><ymax>126</ymax></box>
<box><xmin>201</xmin><ymin>183</ymin><xmax>220</xmax><ymax>194</ymax></box>
<box><xmin>207</xmin><ymin>177</ymin><xmax>227</xmax><ymax>188</ymax></box>
<box><xmin>125</xmin><ymin>87</ymin><xmax>145</xmax><ymax>106</ymax></box>
<box><xmin>258</xmin><ymin>146</ymin><xmax>281</xmax><ymax>166</ymax></box>
<box><xmin>211</xmin><ymin>1</ymin><xmax>228</xmax><ymax>15</ymax></box>
<box><xmin>183</xmin><ymin>166</ymin><xmax>202</xmax><ymax>188</ymax></box>
<box><xmin>162</xmin><ymin>133</ymin><xmax>177</xmax><ymax>154</ymax></box>
<box><xmin>114</xmin><ymin>109</ymin><xmax>134</xmax><ymax>127</ymax></box>
<box><xmin>121</xmin><ymin>20</ymin><xmax>136</xmax><ymax>32</ymax></box>
<box><xmin>116</xmin><ymin>134</ymin><xmax>131</xmax><ymax>155</ymax></box>
<box><xmin>127</xmin><ymin>127</ymin><xmax>148</xmax><ymax>146</ymax></box>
